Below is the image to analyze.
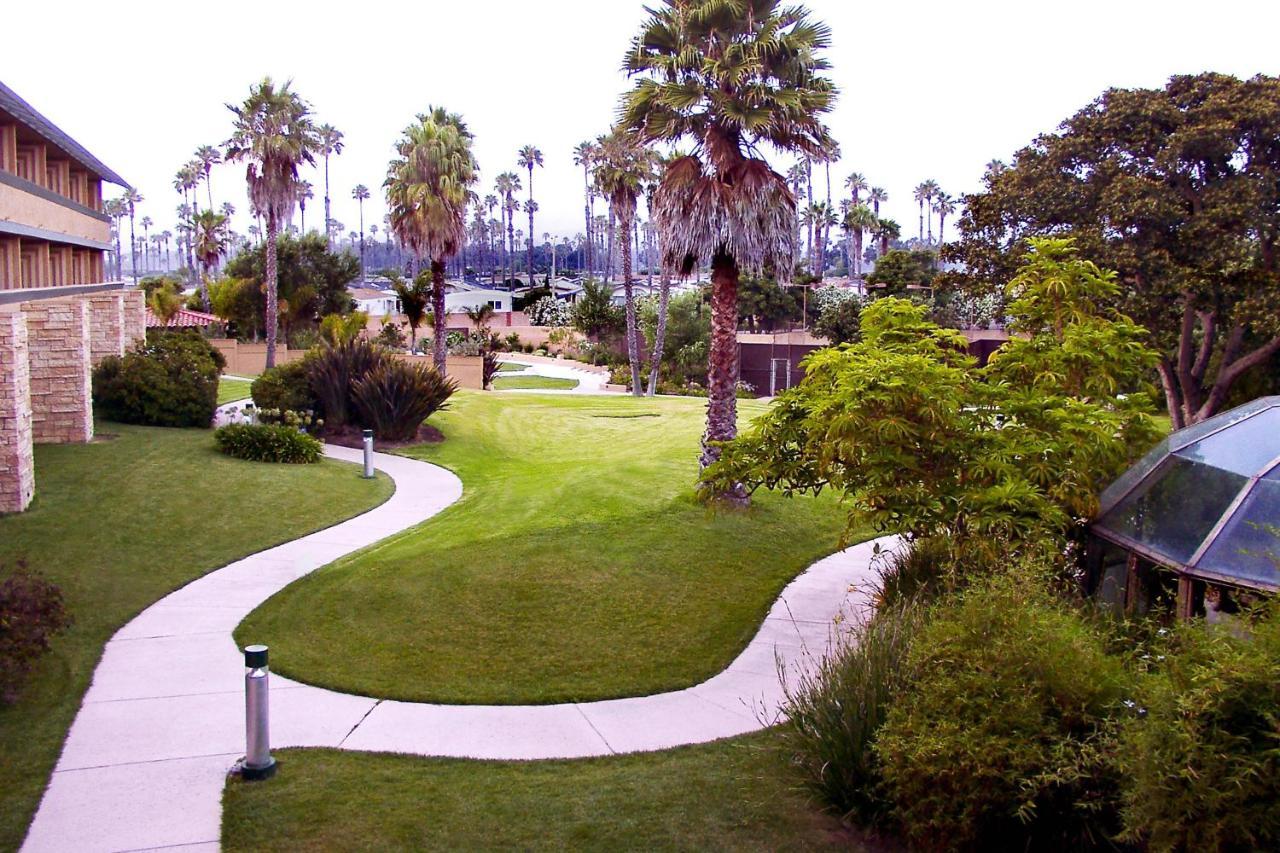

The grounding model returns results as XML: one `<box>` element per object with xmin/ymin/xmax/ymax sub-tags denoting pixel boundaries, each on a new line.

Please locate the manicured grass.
<box><xmin>492</xmin><ymin>375</ymin><xmax>579</xmax><ymax>390</ymax></box>
<box><xmin>496</xmin><ymin>361</ymin><xmax>525</xmax><ymax>373</ymax></box>
<box><xmin>217</xmin><ymin>377</ymin><xmax>254</xmax><ymax>405</ymax></box>
<box><xmin>0</xmin><ymin>425</ymin><xmax>392</xmax><ymax>851</ymax></box>
<box><xmin>237</xmin><ymin>393</ymin><xmax>853</xmax><ymax>704</ymax></box>
<box><xmin>223</xmin><ymin>734</ymin><xmax>860</xmax><ymax>851</ymax></box>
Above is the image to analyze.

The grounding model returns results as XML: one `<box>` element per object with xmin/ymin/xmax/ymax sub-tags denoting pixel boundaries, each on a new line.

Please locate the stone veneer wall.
<box><xmin>21</xmin><ymin>299</ymin><xmax>93</xmax><ymax>445</ymax></box>
<box><xmin>86</xmin><ymin>292</ymin><xmax>126</xmax><ymax>365</ymax></box>
<box><xmin>121</xmin><ymin>288</ymin><xmax>146</xmax><ymax>349</ymax></box>
<box><xmin>0</xmin><ymin>311</ymin><xmax>35</xmax><ymax>512</ymax></box>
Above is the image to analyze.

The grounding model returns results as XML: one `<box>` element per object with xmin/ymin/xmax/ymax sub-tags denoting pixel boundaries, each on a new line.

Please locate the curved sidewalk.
<box><xmin>23</xmin><ymin>445</ymin><xmax>889</xmax><ymax>853</ymax></box>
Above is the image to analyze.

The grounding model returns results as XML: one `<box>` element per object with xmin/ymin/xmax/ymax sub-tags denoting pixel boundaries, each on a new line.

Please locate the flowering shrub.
<box><xmin>811</xmin><ymin>284</ymin><xmax>861</xmax><ymax>316</ymax></box>
<box><xmin>527</xmin><ymin>295</ymin><xmax>572</xmax><ymax>327</ymax></box>
<box><xmin>214</xmin><ymin>423</ymin><xmax>323</xmax><ymax>464</ymax></box>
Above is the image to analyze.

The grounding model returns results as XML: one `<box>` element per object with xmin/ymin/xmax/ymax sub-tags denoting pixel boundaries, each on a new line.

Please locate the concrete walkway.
<box><xmin>22</xmin><ymin>444</ymin><xmax>890</xmax><ymax>853</ymax></box>
<box><xmin>495</xmin><ymin>356</ymin><xmax>614</xmax><ymax>394</ymax></box>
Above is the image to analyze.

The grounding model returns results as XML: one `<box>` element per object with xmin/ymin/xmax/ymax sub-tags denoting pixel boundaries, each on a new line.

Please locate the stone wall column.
<box><xmin>21</xmin><ymin>299</ymin><xmax>93</xmax><ymax>445</ymax></box>
<box><xmin>121</xmin><ymin>288</ymin><xmax>146</xmax><ymax>349</ymax></box>
<box><xmin>0</xmin><ymin>310</ymin><xmax>35</xmax><ymax>513</ymax></box>
<box><xmin>85</xmin><ymin>291</ymin><xmax>126</xmax><ymax>365</ymax></box>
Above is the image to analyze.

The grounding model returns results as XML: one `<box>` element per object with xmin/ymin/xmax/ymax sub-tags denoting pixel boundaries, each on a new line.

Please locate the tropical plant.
<box><xmin>351</xmin><ymin>361</ymin><xmax>456</xmax><ymax>442</ymax></box>
<box><xmin>573</xmin><ymin>140</ymin><xmax>598</xmax><ymax>274</ymax></box>
<box><xmin>494</xmin><ymin>171</ymin><xmax>521</xmax><ymax>286</ymax></box>
<box><xmin>147</xmin><ymin>282</ymin><xmax>184</xmax><ymax>327</ymax></box>
<box><xmin>352</xmin><ymin>184</ymin><xmax>370</xmax><ymax>283</ymax></box>
<box><xmin>463</xmin><ymin>303</ymin><xmax>495</xmax><ymax>339</ymax></box>
<box><xmin>932</xmin><ymin>190</ymin><xmax>956</xmax><ymax>244</ymax></box>
<box><xmin>319</xmin><ymin>311</ymin><xmax>367</xmax><ymax>346</ymax></box>
<box><xmin>621</xmin><ymin>0</ymin><xmax>837</xmax><ymax>495</ymax></box>
<box><xmin>224</xmin><ymin>78</ymin><xmax>319</xmax><ymax>369</ymax></box>
<box><xmin>517</xmin><ymin>145</ymin><xmax>543</xmax><ymax>277</ymax></box>
<box><xmin>385</xmin><ymin>107</ymin><xmax>479</xmax><ymax>375</ymax></box>
<box><xmin>194</xmin><ymin>144</ymin><xmax>222</xmax><ymax>210</ymax></box>
<box><xmin>192</xmin><ymin>210</ymin><xmax>231</xmax><ymax>305</ymax></box>
<box><xmin>305</xmin><ymin>338</ymin><xmax>390</xmax><ymax>428</ymax></box>
<box><xmin>123</xmin><ymin>188</ymin><xmax>143</xmax><ymax>281</ymax></box>
<box><xmin>391</xmin><ymin>271</ymin><xmax>431</xmax><ymax>349</ymax></box>
<box><xmin>317</xmin><ymin>124</ymin><xmax>344</xmax><ymax>248</ymax></box>
<box><xmin>844</xmin><ymin>203</ymin><xmax>877</xmax><ymax>278</ymax></box>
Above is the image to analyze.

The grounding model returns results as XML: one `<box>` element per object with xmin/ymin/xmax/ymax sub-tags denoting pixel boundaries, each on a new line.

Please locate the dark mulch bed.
<box><xmin>322</xmin><ymin>424</ymin><xmax>445</xmax><ymax>451</ymax></box>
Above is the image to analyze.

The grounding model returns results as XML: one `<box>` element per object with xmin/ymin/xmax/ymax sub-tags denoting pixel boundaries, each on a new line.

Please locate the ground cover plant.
<box><xmin>0</xmin><ymin>425</ymin><xmax>392</xmax><ymax>851</ymax></box>
<box><xmin>237</xmin><ymin>392</ymin><xmax>853</xmax><ymax>703</ymax></box>
<box><xmin>222</xmin><ymin>734</ymin><xmax>857</xmax><ymax>852</ymax></box>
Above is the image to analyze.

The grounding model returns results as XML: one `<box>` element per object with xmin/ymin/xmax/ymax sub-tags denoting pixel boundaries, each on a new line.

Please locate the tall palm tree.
<box><xmin>495</xmin><ymin>172</ymin><xmax>520</xmax><ymax>287</ymax></box>
<box><xmin>920</xmin><ymin>178</ymin><xmax>940</xmax><ymax>242</ymax></box>
<box><xmin>912</xmin><ymin>182</ymin><xmax>930</xmax><ymax>242</ymax></box>
<box><xmin>317</xmin><ymin>124</ymin><xmax>344</xmax><ymax>249</ymax></box>
<box><xmin>593</xmin><ymin>129</ymin><xmax>654</xmax><ymax>397</ymax></box>
<box><xmin>104</xmin><ymin>198</ymin><xmax>127</xmax><ymax>278</ymax></box>
<box><xmin>516</xmin><ymin>145</ymin><xmax>543</xmax><ymax>279</ymax></box>
<box><xmin>844</xmin><ymin>203</ymin><xmax>877</xmax><ymax>278</ymax></box>
<box><xmin>815</xmin><ymin>201</ymin><xmax>838</xmax><ymax>280</ymax></box>
<box><xmin>785</xmin><ymin>163</ymin><xmax>807</xmax><ymax>275</ymax></box>
<box><xmin>195</xmin><ymin>144</ymin><xmax>221</xmax><ymax>210</ymax></box>
<box><xmin>224</xmin><ymin>77</ymin><xmax>319</xmax><ymax>369</ymax></box>
<box><xmin>573</xmin><ymin>140</ymin><xmax>598</xmax><ymax>276</ymax></box>
<box><xmin>160</xmin><ymin>230</ymin><xmax>172</xmax><ymax>270</ymax></box>
<box><xmin>874</xmin><ymin>217</ymin><xmax>900</xmax><ymax>257</ymax></box>
<box><xmin>622</xmin><ymin>0</ymin><xmax>836</xmax><ymax>488</ymax></box>
<box><xmin>352</xmin><ymin>184</ymin><xmax>370</xmax><ymax>283</ymax></box>
<box><xmin>386</xmin><ymin>106</ymin><xmax>478</xmax><ymax>375</ymax></box>
<box><xmin>123</xmin><ymin>188</ymin><xmax>143</xmax><ymax>282</ymax></box>
<box><xmin>484</xmin><ymin>194</ymin><xmax>500</xmax><ymax>282</ymax></box>
<box><xmin>295</xmin><ymin>181</ymin><xmax>313</xmax><ymax>232</ymax></box>
<box><xmin>139</xmin><ymin>216</ymin><xmax>153</xmax><ymax>271</ymax></box>
<box><xmin>192</xmin><ymin>210</ymin><xmax>231</xmax><ymax>305</ymax></box>
<box><xmin>845</xmin><ymin>171</ymin><xmax>867</xmax><ymax>206</ymax></box>
<box><xmin>868</xmin><ymin>186</ymin><xmax>887</xmax><ymax>216</ymax></box>
<box><xmin>932</xmin><ymin>191</ymin><xmax>956</xmax><ymax>244</ymax></box>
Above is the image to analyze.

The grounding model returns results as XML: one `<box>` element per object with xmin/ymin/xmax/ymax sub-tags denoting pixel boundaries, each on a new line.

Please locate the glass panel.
<box><xmin>1097</xmin><ymin>457</ymin><xmax>1248</xmax><ymax>565</ymax></box>
<box><xmin>1098</xmin><ymin>435</ymin><xmax>1171</xmax><ymax>515</ymax></box>
<box><xmin>1174</xmin><ymin>407</ymin><xmax>1280</xmax><ymax>476</ymax></box>
<box><xmin>1169</xmin><ymin>398</ymin><xmax>1278</xmax><ymax>454</ymax></box>
<box><xmin>1196</xmin><ymin>480</ymin><xmax>1280</xmax><ymax>588</ymax></box>
<box><xmin>1264</xmin><ymin>461</ymin><xmax>1280</xmax><ymax>482</ymax></box>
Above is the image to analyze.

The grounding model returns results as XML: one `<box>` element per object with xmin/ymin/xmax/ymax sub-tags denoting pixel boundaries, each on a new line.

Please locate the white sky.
<box><xmin>4</xmin><ymin>0</ymin><xmax>1278</xmax><ymax>245</ymax></box>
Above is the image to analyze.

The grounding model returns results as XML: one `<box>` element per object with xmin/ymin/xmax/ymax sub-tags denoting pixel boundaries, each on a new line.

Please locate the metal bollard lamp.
<box><xmin>362</xmin><ymin>429</ymin><xmax>375</xmax><ymax>479</ymax></box>
<box><xmin>242</xmin><ymin>644</ymin><xmax>276</xmax><ymax>781</ymax></box>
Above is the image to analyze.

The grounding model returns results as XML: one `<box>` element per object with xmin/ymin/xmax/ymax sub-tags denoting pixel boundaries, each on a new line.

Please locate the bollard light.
<box><xmin>362</xmin><ymin>429</ymin><xmax>375</xmax><ymax>479</ymax></box>
<box><xmin>241</xmin><ymin>644</ymin><xmax>276</xmax><ymax>781</ymax></box>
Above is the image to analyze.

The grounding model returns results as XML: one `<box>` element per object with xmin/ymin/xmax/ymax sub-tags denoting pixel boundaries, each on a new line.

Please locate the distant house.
<box><xmin>350</xmin><ymin>287</ymin><xmax>399</xmax><ymax>317</ymax></box>
<box><xmin>444</xmin><ymin>286</ymin><xmax>511</xmax><ymax>314</ymax></box>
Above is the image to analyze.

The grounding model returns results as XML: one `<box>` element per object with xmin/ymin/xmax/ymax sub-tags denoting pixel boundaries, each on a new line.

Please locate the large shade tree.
<box><xmin>225</xmin><ymin>77</ymin><xmax>319</xmax><ymax>368</ymax></box>
<box><xmin>386</xmin><ymin>107</ymin><xmax>478</xmax><ymax>375</ymax></box>
<box><xmin>621</xmin><ymin>0</ymin><xmax>836</xmax><ymax>497</ymax></box>
<box><xmin>949</xmin><ymin>73</ymin><xmax>1280</xmax><ymax>428</ymax></box>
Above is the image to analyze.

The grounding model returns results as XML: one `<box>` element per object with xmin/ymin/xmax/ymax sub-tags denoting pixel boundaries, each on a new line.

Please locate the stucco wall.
<box><xmin>0</xmin><ymin>310</ymin><xmax>34</xmax><ymax>512</ymax></box>
<box><xmin>0</xmin><ymin>182</ymin><xmax>110</xmax><ymax>245</ymax></box>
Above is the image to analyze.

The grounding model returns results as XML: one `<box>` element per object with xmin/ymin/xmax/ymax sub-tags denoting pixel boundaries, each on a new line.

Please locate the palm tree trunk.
<box><xmin>805</xmin><ymin>159</ymin><xmax>814</xmax><ymax>269</ymax></box>
<box><xmin>918</xmin><ymin>201</ymin><xmax>924</xmax><ymax>242</ymax></box>
<box><xmin>854</xmin><ymin>230</ymin><xmax>863</xmax><ymax>277</ymax></box>
<box><xmin>620</xmin><ymin>209</ymin><xmax>642</xmax><ymax>398</ymax></box>
<box><xmin>606</xmin><ymin>211</ymin><xmax>615</xmax><ymax>284</ymax></box>
<box><xmin>265</xmin><ymin>215</ymin><xmax>279</xmax><ymax>369</ymax></box>
<box><xmin>323</xmin><ymin>155</ymin><xmax>332</xmax><ymax>249</ymax></box>
<box><xmin>358</xmin><ymin>201</ymin><xmax>366</xmax><ymax>284</ymax></box>
<box><xmin>431</xmin><ymin>258</ymin><xmax>448</xmax><ymax>375</ymax></box>
<box><xmin>583</xmin><ymin>167</ymin><xmax>593</xmax><ymax>276</ymax></box>
<box><xmin>128</xmin><ymin>213</ymin><xmax>138</xmax><ymax>282</ymax></box>
<box><xmin>702</xmin><ymin>251</ymin><xmax>747</xmax><ymax>503</ymax></box>
<box><xmin>646</xmin><ymin>264</ymin><xmax>671</xmax><ymax>397</ymax></box>
<box><xmin>526</xmin><ymin>169</ymin><xmax>535</xmax><ymax>282</ymax></box>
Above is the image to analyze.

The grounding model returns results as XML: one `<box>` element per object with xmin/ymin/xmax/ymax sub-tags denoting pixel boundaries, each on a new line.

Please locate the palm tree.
<box><xmin>912</xmin><ymin>182</ymin><xmax>930</xmax><ymax>242</ymax></box>
<box><xmin>317</xmin><ymin>124</ymin><xmax>344</xmax><ymax>249</ymax></box>
<box><xmin>813</xmin><ymin>201</ymin><xmax>838</xmax><ymax>280</ymax></box>
<box><xmin>868</xmin><ymin>186</ymin><xmax>887</xmax><ymax>216</ymax></box>
<box><xmin>516</xmin><ymin>145</ymin><xmax>543</xmax><ymax>279</ymax></box>
<box><xmin>352</xmin><ymin>184</ymin><xmax>370</xmax><ymax>283</ymax></box>
<box><xmin>622</xmin><ymin>0</ymin><xmax>836</xmax><ymax>488</ymax></box>
<box><xmin>845</xmin><ymin>171</ymin><xmax>867</xmax><ymax>206</ymax></box>
<box><xmin>224</xmin><ymin>77</ymin><xmax>319</xmax><ymax>369</ymax></box>
<box><xmin>386</xmin><ymin>106</ymin><xmax>478</xmax><ymax>375</ymax></box>
<box><xmin>495</xmin><ymin>172</ymin><xmax>520</xmax><ymax>287</ymax></box>
<box><xmin>844</xmin><ymin>203</ymin><xmax>877</xmax><ymax>278</ymax></box>
<box><xmin>160</xmin><ymin>230</ymin><xmax>172</xmax><ymax>270</ymax></box>
<box><xmin>295</xmin><ymin>181</ymin><xmax>313</xmax><ymax>233</ymax></box>
<box><xmin>874</xmin><ymin>217</ymin><xmax>901</xmax><ymax>257</ymax></box>
<box><xmin>463</xmin><ymin>303</ymin><xmax>495</xmax><ymax>339</ymax></box>
<box><xmin>932</xmin><ymin>191</ymin><xmax>956</xmax><ymax>244</ymax></box>
<box><xmin>483</xmin><ymin>194</ymin><xmax>500</xmax><ymax>282</ymax></box>
<box><xmin>192</xmin><ymin>210</ymin><xmax>231</xmax><ymax>306</ymax></box>
<box><xmin>391</xmin><ymin>272</ymin><xmax>430</xmax><ymax>350</ymax></box>
<box><xmin>123</xmin><ymin>188</ymin><xmax>143</xmax><ymax>282</ymax></box>
<box><xmin>593</xmin><ymin>128</ymin><xmax>654</xmax><ymax>397</ymax></box>
<box><xmin>573</xmin><ymin>140</ymin><xmax>597</xmax><ymax>275</ymax></box>
<box><xmin>920</xmin><ymin>178</ymin><xmax>940</xmax><ymax>242</ymax></box>
<box><xmin>139</xmin><ymin>216</ymin><xmax>153</xmax><ymax>271</ymax></box>
<box><xmin>195</xmin><ymin>144</ymin><xmax>221</xmax><ymax>210</ymax></box>
<box><xmin>104</xmin><ymin>198</ymin><xmax>127</xmax><ymax>278</ymax></box>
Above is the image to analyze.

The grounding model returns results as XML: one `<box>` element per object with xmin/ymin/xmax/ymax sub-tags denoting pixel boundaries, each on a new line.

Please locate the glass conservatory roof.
<box><xmin>1095</xmin><ymin>397</ymin><xmax>1280</xmax><ymax>591</ymax></box>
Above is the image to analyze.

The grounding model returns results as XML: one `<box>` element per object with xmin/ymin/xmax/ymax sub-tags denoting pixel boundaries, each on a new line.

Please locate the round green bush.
<box><xmin>251</xmin><ymin>360</ymin><xmax>316</xmax><ymax>413</ymax></box>
<box><xmin>92</xmin><ymin>331</ymin><xmax>221</xmax><ymax>427</ymax></box>
<box><xmin>213</xmin><ymin>423</ymin><xmax>322</xmax><ymax>464</ymax></box>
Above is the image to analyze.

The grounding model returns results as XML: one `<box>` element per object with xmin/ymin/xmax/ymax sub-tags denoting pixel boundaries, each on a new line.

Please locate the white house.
<box><xmin>350</xmin><ymin>287</ymin><xmax>400</xmax><ymax>317</ymax></box>
<box><xmin>444</xmin><ymin>287</ymin><xmax>511</xmax><ymax>314</ymax></box>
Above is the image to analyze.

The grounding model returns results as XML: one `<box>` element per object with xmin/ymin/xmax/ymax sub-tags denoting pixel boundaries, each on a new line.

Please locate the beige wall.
<box><xmin>394</xmin><ymin>353</ymin><xmax>484</xmax><ymax>390</ymax></box>
<box><xmin>0</xmin><ymin>309</ymin><xmax>34</xmax><ymax>512</ymax></box>
<box><xmin>20</xmin><ymin>299</ymin><xmax>93</xmax><ymax>445</ymax></box>
<box><xmin>209</xmin><ymin>339</ymin><xmax>307</xmax><ymax>377</ymax></box>
<box><xmin>0</xmin><ymin>182</ymin><xmax>110</xmax><ymax>246</ymax></box>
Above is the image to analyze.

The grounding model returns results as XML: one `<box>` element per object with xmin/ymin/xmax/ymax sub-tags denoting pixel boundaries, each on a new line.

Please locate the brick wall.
<box><xmin>121</xmin><ymin>288</ymin><xmax>145</xmax><ymax>349</ymax></box>
<box><xmin>0</xmin><ymin>311</ymin><xmax>34</xmax><ymax>512</ymax></box>
<box><xmin>86</xmin><ymin>291</ymin><xmax>126</xmax><ymax>365</ymax></box>
<box><xmin>21</xmin><ymin>299</ymin><xmax>93</xmax><ymax>444</ymax></box>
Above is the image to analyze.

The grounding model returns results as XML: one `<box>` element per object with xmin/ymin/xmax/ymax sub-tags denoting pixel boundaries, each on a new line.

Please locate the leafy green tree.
<box><xmin>223</xmin><ymin>232</ymin><xmax>359</xmax><ymax>340</ymax></box>
<box><xmin>813</xmin><ymin>297</ymin><xmax>861</xmax><ymax>344</ymax></box>
<box><xmin>736</xmin><ymin>275</ymin><xmax>800</xmax><ymax>332</ymax></box>
<box><xmin>621</xmin><ymin>0</ymin><xmax>837</xmax><ymax>495</ymax></box>
<box><xmin>225</xmin><ymin>77</ymin><xmax>320</xmax><ymax>368</ymax></box>
<box><xmin>704</xmin><ymin>238</ymin><xmax>1162</xmax><ymax>545</ymax></box>
<box><xmin>950</xmin><ymin>72</ymin><xmax>1280</xmax><ymax>428</ymax></box>
<box><xmin>385</xmin><ymin>107</ymin><xmax>479</xmax><ymax>374</ymax></box>
<box><xmin>866</xmin><ymin>248</ymin><xmax>937</xmax><ymax>296</ymax></box>
<box><xmin>571</xmin><ymin>278</ymin><xmax>623</xmax><ymax>340</ymax></box>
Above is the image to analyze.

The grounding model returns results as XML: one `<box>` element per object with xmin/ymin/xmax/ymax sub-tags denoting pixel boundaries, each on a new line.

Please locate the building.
<box><xmin>0</xmin><ymin>81</ymin><xmax>142</xmax><ymax>514</ymax></box>
<box><xmin>445</xmin><ymin>286</ymin><xmax>511</xmax><ymax>314</ymax></box>
<box><xmin>350</xmin><ymin>286</ymin><xmax>400</xmax><ymax>317</ymax></box>
<box><xmin>0</xmin><ymin>80</ymin><xmax>126</xmax><ymax>290</ymax></box>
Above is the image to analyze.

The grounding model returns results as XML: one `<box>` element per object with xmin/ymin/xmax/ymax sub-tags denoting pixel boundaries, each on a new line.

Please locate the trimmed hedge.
<box><xmin>214</xmin><ymin>423</ymin><xmax>322</xmax><ymax>464</ymax></box>
<box><xmin>92</xmin><ymin>331</ymin><xmax>222</xmax><ymax>427</ymax></box>
<box><xmin>251</xmin><ymin>360</ymin><xmax>316</xmax><ymax>413</ymax></box>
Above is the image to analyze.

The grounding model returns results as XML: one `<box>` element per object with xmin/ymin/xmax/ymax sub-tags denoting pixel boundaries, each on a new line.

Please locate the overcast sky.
<box><xmin>5</xmin><ymin>0</ymin><xmax>1279</xmax><ymax>246</ymax></box>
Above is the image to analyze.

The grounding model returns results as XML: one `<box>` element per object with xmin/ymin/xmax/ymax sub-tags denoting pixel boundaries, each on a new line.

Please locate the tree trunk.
<box><xmin>606</xmin><ymin>211</ymin><xmax>616</xmax><ymax>284</ymax></box>
<box><xmin>854</xmin><ymin>230</ymin><xmax>863</xmax><ymax>277</ymax></box>
<box><xmin>701</xmin><ymin>251</ymin><xmax>748</xmax><ymax>504</ymax></box>
<box><xmin>805</xmin><ymin>159</ymin><xmax>814</xmax><ymax>270</ymax></box>
<box><xmin>647</xmin><ymin>265</ymin><xmax>672</xmax><ymax>397</ymax></box>
<box><xmin>265</xmin><ymin>215</ymin><xmax>279</xmax><ymax>369</ymax></box>
<box><xmin>619</xmin><ymin>208</ymin><xmax>643</xmax><ymax>397</ymax></box>
<box><xmin>323</xmin><ymin>156</ymin><xmax>332</xmax><ymax>249</ymax></box>
<box><xmin>526</xmin><ymin>171</ymin><xmax>535</xmax><ymax>283</ymax></box>
<box><xmin>506</xmin><ymin>205</ymin><xmax>515</xmax><ymax>287</ymax></box>
<box><xmin>431</xmin><ymin>259</ymin><xmax>448</xmax><ymax>375</ymax></box>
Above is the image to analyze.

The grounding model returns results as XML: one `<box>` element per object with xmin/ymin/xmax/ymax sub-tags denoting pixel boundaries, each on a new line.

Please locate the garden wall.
<box><xmin>209</xmin><ymin>339</ymin><xmax>306</xmax><ymax>377</ymax></box>
<box><xmin>0</xmin><ymin>309</ymin><xmax>33</xmax><ymax>513</ymax></box>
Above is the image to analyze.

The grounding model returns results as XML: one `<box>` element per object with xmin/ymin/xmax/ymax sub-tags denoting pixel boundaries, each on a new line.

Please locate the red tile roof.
<box><xmin>145</xmin><ymin>307</ymin><xmax>220</xmax><ymax>328</ymax></box>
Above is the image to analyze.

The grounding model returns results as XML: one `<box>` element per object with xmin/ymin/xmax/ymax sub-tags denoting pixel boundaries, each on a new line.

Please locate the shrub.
<box><xmin>875</xmin><ymin>567</ymin><xmax>1128</xmax><ymax>850</ymax></box>
<box><xmin>251</xmin><ymin>360</ymin><xmax>315</xmax><ymax>413</ymax></box>
<box><xmin>0</xmin><ymin>561</ymin><xmax>72</xmax><ymax>704</ymax></box>
<box><xmin>780</xmin><ymin>601</ymin><xmax>926</xmax><ymax>824</ymax></box>
<box><xmin>351</xmin><ymin>361</ymin><xmax>456</xmax><ymax>442</ymax></box>
<box><xmin>214</xmin><ymin>423</ymin><xmax>322</xmax><ymax>464</ymax></box>
<box><xmin>1116</xmin><ymin>610</ymin><xmax>1280</xmax><ymax>851</ymax></box>
<box><xmin>527</xmin><ymin>295</ymin><xmax>572</xmax><ymax>327</ymax></box>
<box><xmin>305</xmin><ymin>339</ymin><xmax>390</xmax><ymax>428</ymax></box>
<box><xmin>92</xmin><ymin>330</ymin><xmax>221</xmax><ymax>427</ymax></box>
<box><xmin>374</xmin><ymin>320</ymin><xmax>408</xmax><ymax>350</ymax></box>
<box><xmin>482</xmin><ymin>351</ymin><xmax>499</xmax><ymax>389</ymax></box>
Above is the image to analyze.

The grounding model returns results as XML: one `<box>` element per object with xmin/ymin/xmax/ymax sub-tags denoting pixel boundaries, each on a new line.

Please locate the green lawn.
<box><xmin>0</xmin><ymin>425</ymin><xmax>393</xmax><ymax>851</ymax></box>
<box><xmin>496</xmin><ymin>361</ymin><xmax>525</xmax><ymax>373</ymax></box>
<box><xmin>237</xmin><ymin>393</ymin><xmax>852</xmax><ymax>704</ymax></box>
<box><xmin>217</xmin><ymin>377</ymin><xmax>254</xmax><ymax>405</ymax></box>
<box><xmin>492</xmin><ymin>375</ymin><xmax>579</xmax><ymax>390</ymax></box>
<box><xmin>223</xmin><ymin>734</ymin><xmax>860</xmax><ymax>851</ymax></box>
